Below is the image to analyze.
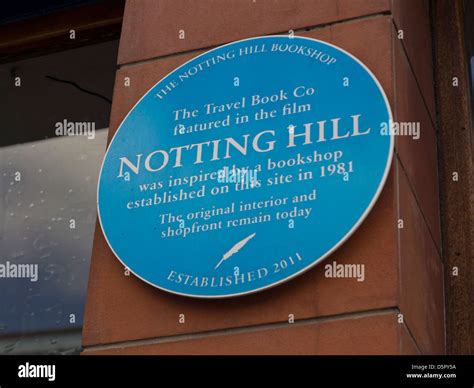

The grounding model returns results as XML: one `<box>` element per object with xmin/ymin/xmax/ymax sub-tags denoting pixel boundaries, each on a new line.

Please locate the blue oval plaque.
<box><xmin>98</xmin><ymin>36</ymin><xmax>393</xmax><ymax>298</ymax></box>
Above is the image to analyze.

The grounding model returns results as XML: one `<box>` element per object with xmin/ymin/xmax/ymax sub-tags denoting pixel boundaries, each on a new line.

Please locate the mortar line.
<box><xmin>117</xmin><ymin>11</ymin><xmax>392</xmax><ymax>70</ymax></box>
<box><xmin>84</xmin><ymin>307</ymin><xmax>398</xmax><ymax>352</ymax></box>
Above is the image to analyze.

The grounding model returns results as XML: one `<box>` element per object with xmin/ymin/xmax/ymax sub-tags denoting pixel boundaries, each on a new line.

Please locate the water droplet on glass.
<box><xmin>4</xmin><ymin>341</ymin><xmax>19</xmax><ymax>353</ymax></box>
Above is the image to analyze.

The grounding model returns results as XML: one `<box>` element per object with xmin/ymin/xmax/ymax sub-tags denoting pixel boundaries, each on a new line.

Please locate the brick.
<box><xmin>394</xmin><ymin>30</ymin><xmax>441</xmax><ymax>251</ymax></box>
<box><xmin>83</xmin><ymin>16</ymin><xmax>399</xmax><ymax>347</ymax></box>
<box><xmin>398</xmin><ymin>161</ymin><xmax>445</xmax><ymax>354</ymax></box>
<box><xmin>112</xmin><ymin>16</ymin><xmax>394</xmax><ymax>135</ymax></box>
<box><xmin>83</xmin><ymin>165</ymin><xmax>397</xmax><ymax>346</ymax></box>
<box><xmin>400</xmin><ymin>324</ymin><xmax>420</xmax><ymax>355</ymax></box>
<box><xmin>392</xmin><ymin>0</ymin><xmax>436</xmax><ymax>120</ymax></box>
<box><xmin>83</xmin><ymin>311</ymin><xmax>400</xmax><ymax>354</ymax></box>
<box><xmin>108</xmin><ymin>51</ymin><xmax>200</xmax><ymax>140</ymax></box>
<box><xmin>118</xmin><ymin>0</ymin><xmax>390</xmax><ymax>65</ymax></box>
<box><xmin>312</xmin><ymin>16</ymin><xmax>394</xmax><ymax>105</ymax></box>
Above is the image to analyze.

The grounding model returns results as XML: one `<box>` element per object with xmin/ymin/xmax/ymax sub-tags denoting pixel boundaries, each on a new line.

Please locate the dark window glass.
<box><xmin>0</xmin><ymin>40</ymin><xmax>118</xmax><ymax>354</ymax></box>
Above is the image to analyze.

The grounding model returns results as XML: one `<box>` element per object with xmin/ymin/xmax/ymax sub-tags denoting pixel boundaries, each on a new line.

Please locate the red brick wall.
<box><xmin>82</xmin><ymin>0</ymin><xmax>444</xmax><ymax>355</ymax></box>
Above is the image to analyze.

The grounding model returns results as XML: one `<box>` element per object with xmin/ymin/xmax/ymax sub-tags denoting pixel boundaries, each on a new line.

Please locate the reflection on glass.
<box><xmin>0</xmin><ymin>130</ymin><xmax>108</xmax><ymax>354</ymax></box>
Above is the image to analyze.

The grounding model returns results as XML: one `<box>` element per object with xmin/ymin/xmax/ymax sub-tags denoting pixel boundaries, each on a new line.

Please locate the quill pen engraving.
<box><xmin>214</xmin><ymin>233</ymin><xmax>256</xmax><ymax>270</ymax></box>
